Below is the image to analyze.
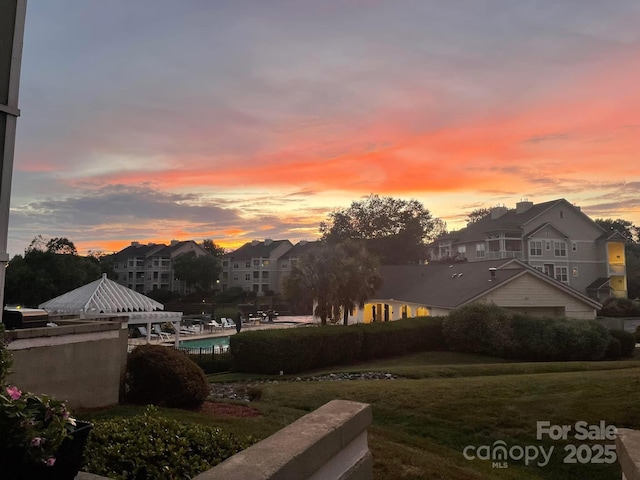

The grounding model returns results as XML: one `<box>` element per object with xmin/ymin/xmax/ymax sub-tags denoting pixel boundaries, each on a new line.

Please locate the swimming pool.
<box><xmin>179</xmin><ymin>336</ymin><xmax>230</xmax><ymax>349</ymax></box>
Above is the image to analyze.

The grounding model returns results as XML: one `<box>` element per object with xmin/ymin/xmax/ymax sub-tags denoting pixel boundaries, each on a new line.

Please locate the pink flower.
<box><xmin>45</xmin><ymin>457</ymin><xmax>56</xmax><ymax>467</ymax></box>
<box><xmin>6</xmin><ymin>385</ymin><xmax>21</xmax><ymax>400</ymax></box>
<box><xmin>31</xmin><ymin>437</ymin><xmax>44</xmax><ymax>447</ymax></box>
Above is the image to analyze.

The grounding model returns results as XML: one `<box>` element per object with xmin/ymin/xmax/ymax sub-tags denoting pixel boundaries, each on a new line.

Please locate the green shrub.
<box><xmin>509</xmin><ymin>316</ymin><xmax>610</xmax><ymax>361</ymax></box>
<box><xmin>543</xmin><ymin>320</ymin><xmax>610</xmax><ymax>361</ymax></box>
<box><xmin>84</xmin><ymin>406</ymin><xmax>253</xmax><ymax>480</ymax></box>
<box><xmin>604</xmin><ymin>336</ymin><xmax>622</xmax><ymax>360</ymax></box>
<box><xmin>599</xmin><ymin>297</ymin><xmax>640</xmax><ymax>317</ymax></box>
<box><xmin>608</xmin><ymin>329</ymin><xmax>636</xmax><ymax>357</ymax></box>
<box><xmin>231</xmin><ymin>327</ymin><xmax>364</xmax><ymax>374</ymax></box>
<box><xmin>231</xmin><ymin>318</ymin><xmax>445</xmax><ymax>374</ymax></box>
<box><xmin>443</xmin><ymin>306</ymin><xmax>612</xmax><ymax>362</ymax></box>
<box><xmin>443</xmin><ymin>303</ymin><xmax>514</xmax><ymax>356</ymax></box>
<box><xmin>126</xmin><ymin>344</ymin><xmax>209</xmax><ymax>408</ymax></box>
<box><xmin>0</xmin><ymin>324</ymin><xmax>12</xmax><ymax>385</ymax></box>
<box><xmin>509</xmin><ymin>315</ymin><xmax>558</xmax><ymax>361</ymax></box>
<box><xmin>355</xmin><ymin>317</ymin><xmax>445</xmax><ymax>360</ymax></box>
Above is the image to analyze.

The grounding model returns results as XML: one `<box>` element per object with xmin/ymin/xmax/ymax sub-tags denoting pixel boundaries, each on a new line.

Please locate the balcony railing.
<box><xmin>486</xmin><ymin>251</ymin><xmax>524</xmax><ymax>260</ymax></box>
<box><xmin>609</xmin><ymin>263</ymin><xmax>626</xmax><ymax>275</ymax></box>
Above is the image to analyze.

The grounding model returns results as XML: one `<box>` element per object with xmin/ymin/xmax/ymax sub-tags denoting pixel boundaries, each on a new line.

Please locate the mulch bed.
<box><xmin>198</xmin><ymin>401</ymin><xmax>261</xmax><ymax>418</ymax></box>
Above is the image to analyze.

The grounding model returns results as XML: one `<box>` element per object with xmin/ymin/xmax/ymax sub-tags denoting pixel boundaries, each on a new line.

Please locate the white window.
<box><xmin>530</xmin><ymin>240</ymin><xmax>543</xmax><ymax>256</ymax></box>
<box><xmin>571</xmin><ymin>242</ymin><xmax>577</xmax><ymax>252</ymax></box>
<box><xmin>233</xmin><ymin>262</ymin><xmax>239</xmax><ymax>269</ymax></box>
<box><xmin>476</xmin><ymin>243</ymin><xmax>485</xmax><ymax>258</ymax></box>
<box><xmin>554</xmin><ymin>241</ymin><xmax>566</xmax><ymax>257</ymax></box>
<box><xmin>457</xmin><ymin>245</ymin><xmax>466</xmax><ymax>258</ymax></box>
<box><xmin>232</xmin><ymin>274</ymin><xmax>238</xmax><ymax>281</ymax></box>
<box><xmin>245</xmin><ymin>273</ymin><xmax>251</xmax><ymax>281</ymax></box>
<box><xmin>555</xmin><ymin>267</ymin><xmax>568</xmax><ymax>282</ymax></box>
<box><xmin>572</xmin><ymin>267</ymin><xmax>579</xmax><ymax>277</ymax></box>
<box><xmin>546</xmin><ymin>241</ymin><xmax>551</xmax><ymax>251</ymax></box>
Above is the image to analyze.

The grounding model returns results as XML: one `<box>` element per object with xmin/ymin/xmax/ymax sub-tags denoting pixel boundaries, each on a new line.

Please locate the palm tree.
<box><xmin>283</xmin><ymin>241</ymin><xmax>381</xmax><ymax>325</ymax></box>
<box><xmin>333</xmin><ymin>241</ymin><xmax>382</xmax><ymax>325</ymax></box>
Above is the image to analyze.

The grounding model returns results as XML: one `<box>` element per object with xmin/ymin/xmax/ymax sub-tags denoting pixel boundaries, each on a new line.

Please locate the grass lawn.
<box><xmin>83</xmin><ymin>351</ymin><xmax>640</xmax><ymax>479</ymax></box>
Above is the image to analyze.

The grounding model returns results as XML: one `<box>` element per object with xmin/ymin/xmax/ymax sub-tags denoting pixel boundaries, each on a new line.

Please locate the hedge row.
<box><xmin>84</xmin><ymin>406</ymin><xmax>254</xmax><ymax>480</ymax></box>
<box><xmin>230</xmin><ymin>317</ymin><xmax>444</xmax><ymax>374</ymax></box>
<box><xmin>442</xmin><ymin>303</ymin><xmax>636</xmax><ymax>362</ymax></box>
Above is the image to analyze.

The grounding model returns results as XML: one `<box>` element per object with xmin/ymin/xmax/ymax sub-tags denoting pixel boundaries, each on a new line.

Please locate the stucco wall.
<box><xmin>6</xmin><ymin>318</ymin><xmax>128</xmax><ymax>409</ymax></box>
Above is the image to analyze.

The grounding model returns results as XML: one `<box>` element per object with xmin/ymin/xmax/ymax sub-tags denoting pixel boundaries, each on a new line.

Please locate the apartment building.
<box><xmin>111</xmin><ymin>240</ymin><xmax>210</xmax><ymax>295</ymax></box>
<box><xmin>428</xmin><ymin>199</ymin><xmax>627</xmax><ymax>300</ymax></box>
<box><xmin>220</xmin><ymin>239</ymin><xmax>293</xmax><ymax>295</ymax></box>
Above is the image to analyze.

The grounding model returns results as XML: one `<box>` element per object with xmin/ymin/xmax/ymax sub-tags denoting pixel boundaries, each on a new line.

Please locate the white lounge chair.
<box><xmin>137</xmin><ymin>326</ymin><xmax>158</xmax><ymax>340</ymax></box>
<box><xmin>179</xmin><ymin>324</ymin><xmax>198</xmax><ymax>335</ymax></box>
<box><xmin>207</xmin><ymin>319</ymin><xmax>222</xmax><ymax>330</ymax></box>
<box><xmin>221</xmin><ymin>318</ymin><xmax>235</xmax><ymax>328</ymax></box>
<box><xmin>153</xmin><ymin>324</ymin><xmax>170</xmax><ymax>340</ymax></box>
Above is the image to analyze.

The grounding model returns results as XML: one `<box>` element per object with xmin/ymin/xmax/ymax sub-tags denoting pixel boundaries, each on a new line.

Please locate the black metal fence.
<box><xmin>174</xmin><ymin>346</ymin><xmax>231</xmax><ymax>373</ymax></box>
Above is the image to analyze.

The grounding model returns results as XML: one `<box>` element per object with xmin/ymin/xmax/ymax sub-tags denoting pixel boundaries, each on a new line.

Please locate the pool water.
<box><xmin>179</xmin><ymin>336</ymin><xmax>230</xmax><ymax>349</ymax></box>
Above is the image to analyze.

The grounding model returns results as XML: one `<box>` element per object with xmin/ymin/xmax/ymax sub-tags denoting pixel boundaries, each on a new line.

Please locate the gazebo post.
<box><xmin>173</xmin><ymin>321</ymin><xmax>180</xmax><ymax>347</ymax></box>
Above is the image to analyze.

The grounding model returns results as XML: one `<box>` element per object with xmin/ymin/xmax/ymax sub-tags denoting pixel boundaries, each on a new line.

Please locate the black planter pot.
<box><xmin>0</xmin><ymin>421</ymin><xmax>93</xmax><ymax>480</ymax></box>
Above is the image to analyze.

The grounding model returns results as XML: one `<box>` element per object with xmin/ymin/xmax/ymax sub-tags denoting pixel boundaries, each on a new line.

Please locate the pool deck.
<box><xmin>128</xmin><ymin>315</ymin><xmax>316</xmax><ymax>348</ymax></box>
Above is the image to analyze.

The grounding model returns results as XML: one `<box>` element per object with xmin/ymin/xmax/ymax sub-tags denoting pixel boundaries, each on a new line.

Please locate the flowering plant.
<box><xmin>0</xmin><ymin>385</ymin><xmax>77</xmax><ymax>467</ymax></box>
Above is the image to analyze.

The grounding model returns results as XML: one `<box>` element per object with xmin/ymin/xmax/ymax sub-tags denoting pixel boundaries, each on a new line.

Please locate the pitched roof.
<box><xmin>375</xmin><ymin>258</ymin><xmax>600</xmax><ymax>309</ymax></box>
<box><xmin>112</xmin><ymin>243</ymin><xmax>165</xmax><ymax>259</ymax></box>
<box><xmin>39</xmin><ymin>274</ymin><xmax>163</xmax><ymax>314</ymax></box>
<box><xmin>437</xmin><ymin>199</ymin><xmax>570</xmax><ymax>244</ymax></box>
<box><xmin>280</xmin><ymin>240</ymin><xmax>322</xmax><ymax>258</ymax></box>
<box><xmin>224</xmin><ymin>240</ymin><xmax>292</xmax><ymax>260</ymax></box>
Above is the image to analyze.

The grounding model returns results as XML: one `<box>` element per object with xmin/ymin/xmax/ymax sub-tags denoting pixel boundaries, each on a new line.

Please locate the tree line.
<box><xmin>3</xmin><ymin>196</ymin><xmax>639</xmax><ymax>316</ymax></box>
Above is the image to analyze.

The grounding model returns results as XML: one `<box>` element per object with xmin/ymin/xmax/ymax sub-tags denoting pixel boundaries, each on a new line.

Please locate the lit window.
<box><xmin>476</xmin><ymin>243</ymin><xmax>485</xmax><ymax>258</ymax></box>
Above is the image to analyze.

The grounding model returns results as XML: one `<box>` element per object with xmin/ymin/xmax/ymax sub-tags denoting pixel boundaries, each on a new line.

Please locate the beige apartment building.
<box><xmin>428</xmin><ymin>199</ymin><xmax>627</xmax><ymax>300</ymax></box>
<box><xmin>111</xmin><ymin>240</ymin><xmax>210</xmax><ymax>295</ymax></box>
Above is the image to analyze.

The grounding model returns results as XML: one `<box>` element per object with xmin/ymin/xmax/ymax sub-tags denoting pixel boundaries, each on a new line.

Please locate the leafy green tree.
<box><xmin>87</xmin><ymin>251</ymin><xmax>117</xmax><ymax>280</ymax></box>
<box><xmin>202</xmin><ymin>239</ymin><xmax>226</xmax><ymax>257</ymax></box>
<box><xmin>466</xmin><ymin>208</ymin><xmax>491</xmax><ymax>224</ymax></box>
<box><xmin>4</xmin><ymin>236</ymin><xmax>101</xmax><ymax>306</ymax></box>
<box><xmin>320</xmin><ymin>194</ymin><xmax>445</xmax><ymax>264</ymax></box>
<box><xmin>172</xmin><ymin>252</ymin><xmax>221</xmax><ymax>292</ymax></box>
<box><xmin>283</xmin><ymin>241</ymin><xmax>381</xmax><ymax>325</ymax></box>
<box><xmin>595</xmin><ymin>218</ymin><xmax>639</xmax><ymax>243</ymax></box>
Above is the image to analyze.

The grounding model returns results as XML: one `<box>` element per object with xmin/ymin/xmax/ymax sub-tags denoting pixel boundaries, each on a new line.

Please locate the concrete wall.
<box><xmin>195</xmin><ymin>399</ymin><xmax>372</xmax><ymax>480</ymax></box>
<box><xmin>6</xmin><ymin>317</ymin><xmax>128</xmax><ymax>409</ymax></box>
<box><xmin>616</xmin><ymin>428</ymin><xmax>640</xmax><ymax>480</ymax></box>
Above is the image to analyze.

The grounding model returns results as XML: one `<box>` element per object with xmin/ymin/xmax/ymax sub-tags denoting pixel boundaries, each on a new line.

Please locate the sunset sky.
<box><xmin>9</xmin><ymin>0</ymin><xmax>640</xmax><ymax>256</ymax></box>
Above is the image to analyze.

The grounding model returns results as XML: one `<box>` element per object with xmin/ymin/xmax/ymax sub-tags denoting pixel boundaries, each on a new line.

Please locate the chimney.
<box><xmin>265</xmin><ymin>238</ymin><xmax>273</xmax><ymax>246</ymax></box>
<box><xmin>516</xmin><ymin>199</ymin><xmax>534</xmax><ymax>214</ymax></box>
<box><xmin>170</xmin><ymin>239</ymin><xmax>179</xmax><ymax>246</ymax></box>
<box><xmin>131</xmin><ymin>241</ymin><xmax>140</xmax><ymax>247</ymax></box>
<box><xmin>489</xmin><ymin>267</ymin><xmax>497</xmax><ymax>281</ymax></box>
<box><xmin>490</xmin><ymin>206</ymin><xmax>508</xmax><ymax>219</ymax></box>
<box><xmin>251</xmin><ymin>240</ymin><xmax>260</xmax><ymax>246</ymax></box>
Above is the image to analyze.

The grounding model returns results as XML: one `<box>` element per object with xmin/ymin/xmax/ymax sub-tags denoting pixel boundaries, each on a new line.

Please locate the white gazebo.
<box><xmin>39</xmin><ymin>274</ymin><xmax>183</xmax><ymax>346</ymax></box>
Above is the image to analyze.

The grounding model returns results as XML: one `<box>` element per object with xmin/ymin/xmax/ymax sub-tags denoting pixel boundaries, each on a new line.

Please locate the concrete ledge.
<box><xmin>617</xmin><ymin>428</ymin><xmax>640</xmax><ymax>480</ymax></box>
<box><xmin>195</xmin><ymin>399</ymin><xmax>373</xmax><ymax>480</ymax></box>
